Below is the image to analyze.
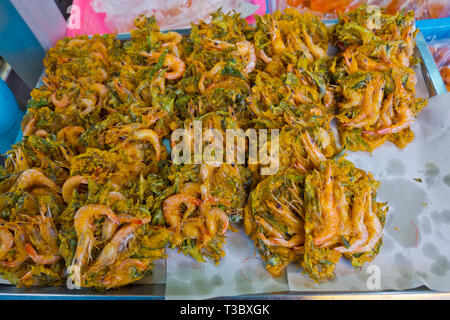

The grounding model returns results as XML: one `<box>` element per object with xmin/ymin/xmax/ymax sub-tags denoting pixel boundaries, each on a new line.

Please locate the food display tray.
<box><xmin>1</xmin><ymin>22</ymin><xmax>449</xmax><ymax>300</ymax></box>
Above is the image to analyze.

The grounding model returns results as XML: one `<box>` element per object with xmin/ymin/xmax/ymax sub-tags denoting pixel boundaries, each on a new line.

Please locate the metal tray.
<box><xmin>1</xmin><ymin>23</ymin><xmax>449</xmax><ymax>300</ymax></box>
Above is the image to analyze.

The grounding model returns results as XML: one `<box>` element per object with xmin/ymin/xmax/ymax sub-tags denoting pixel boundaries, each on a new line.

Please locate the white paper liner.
<box><xmin>1</xmin><ymin>63</ymin><xmax>447</xmax><ymax>299</ymax></box>
<box><xmin>165</xmin><ymin>227</ymin><xmax>289</xmax><ymax>299</ymax></box>
<box><xmin>165</xmin><ymin>68</ymin><xmax>450</xmax><ymax>298</ymax></box>
<box><xmin>288</xmin><ymin>91</ymin><xmax>450</xmax><ymax>292</ymax></box>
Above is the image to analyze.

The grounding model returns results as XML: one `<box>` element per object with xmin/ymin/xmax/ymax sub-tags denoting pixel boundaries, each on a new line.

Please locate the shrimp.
<box><xmin>205</xmin><ymin>40</ymin><xmax>255</xmax><ymax>74</ymax></box>
<box><xmin>133</xmin><ymin>129</ymin><xmax>161</xmax><ymax>161</ymax></box>
<box><xmin>62</xmin><ymin>175</ymin><xmax>88</xmax><ymax>203</ymax></box>
<box><xmin>22</xmin><ymin>117</ymin><xmax>37</xmax><ymax>137</ymax></box>
<box><xmin>14</xmin><ymin>148</ymin><xmax>29</xmax><ymax>171</ymax></box>
<box><xmin>69</xmin><ymin>205</ymin><xmax>119</xmax><ymax>285</ymax></box>
<box><xmin>301</xmin><ymin>24</ymin><xmax>326</xmax><ymax>59</ymax></box>
<box><xmin>152</xmin><ymin>75</ymin><xmax>166</xmax><ymax>93</ymax></box>
<box><xmin>57</xmin><ymin>126</ymin><xmax>85</xmax><ymax>147</ymax></box>
<box><xmin>0</xmin><ymin>224</ymin><xmax>28</xmax><ymax>268</ymax></box>
<box><xmin>289</xmin><ymin>33</ymin><xmax>313</xmax><ymax>61</ymax></box>
<box><xmin>200</xmin><ymin>163</ymin><xmax>221</xmax><ymax>200</ymax></box>
<box><xmin>51</xmin><ymin>91</ymin><xmax>70</xmax><ymax>109</ymax></box>
<box><xmin>88</xmin><ymin>220</ymin><xmax>149</xmax><ymax>274</ymax></box>
<box><xmin>42</xmin><ymin>77</ymin><xmax>56</xmax><ymax>90</ymax></box>
<box><xmin>342</xmin><ymin>77</ymin><xmax>385</xmax><ymax>128</ymax></box>
<box><xmin>294</xmin><ymin>160</ymin><xmax>308</xmax><ymax>172</ymax></box>
<box><xmin>121</xmin><ymin>141</ymin><xmax>145</xmax><ymax>162</ymax></box>
<box><xmin>335</xmin><ymin>191</ymin><xmax>369</xmax><ymax>253</ymax></box>
<box><xmin>91</xmin><ymin>41</ymin><xmax>108</xmax><ymax>56</ymax></box>
<box><xmin>293</xmin><ymin>89</ymin><xmax>312</xmax><ymax>105</ymax></box>
<box><xmin>258</xmin><ymin>232</ymin><xmax>303</xmax><ymax>248</ymax></box>
<box><xmin>397</xmin><ymin>50</ymin><xmax>410</xmax><ymax>67</ymax></box>
<box><xmin>25</xmin><ymin>243</ymin><xmax>60</xmax><ymax>265</ymax></box>
<box><xmin>343</xmin><ymin>49</ymin><xmax>358</xmax><ymax>74</ymax></box>
<box><xmin>402</xmin><ymin>26</ymin><xmax>415</xmax><ymax>57</ymax></box>
<box><xmin>96</xmin><ymin>258</ymin><xmax>148</xmax><ymax>289</ymax></box>
<box><xmin>156</xmin><ymin>31</ymin><xmax>183</xmax><ymax>44</ymax></box>
<box><xmin>377</xmin><ymin>93</ymin><xmax>394</xmax><ymax>128</ymax></box>
<box><xmin>107</xmin><ymin>191</ymin><xmax>126</xmax><ymax>204</ymax></box>
<box><xmin>198</xmin><ymin>61</ymin><xmax>226</xmax><ymax>93</ymax></box>
<box><xmin>0</xmin><ymin>228</ymin><xmax>14</xmax><ymax>261</ymax></box>
<box><xmin>140</xmin><ymin>51</ymin><xmax>186</xmax><ymax>80</ymax></box>
<box><xmin>335</xmin><ymin>182</ymin><xmax>351</xmax><ymax>237</ymax></box>
<box><xmin>258</xmin><ymin>49</ymin><xmax>272</xmax><ymax>63</ymax></box>
<box><xmin>265</xmin><ymin>201</ymin><xmax>303</xmax><ymax>231</ymax></box>
<box><xmin>300</xmin><ymin>131</ymin><xmax>326</xmax><ymax>167</ymax></box>
<box><xmin>255</xmin><ymin>216</ymin><xmax>285</xmax><ymax>238</ymax></box>
<box><xmin>141</xmin><ymin>110</ymin><xmax>167</xmax><ymax>127</ymax></box>
<box><xmin>90</xmin><ymin>51</ymin><xmax>109</xmax><ymax>67</ymax></box>
<box><xmin>37</xmin><ymin>202</ymin><xmax>59</xmax><ymax>252</ymax></box>
<box><xmin>323</xmin><ymin>88</ymin><xmax>335</xmax><ymax>109</ymax></box>
<box><xmin>101</xmin><ymin>214</ymin><xmax>146</xmax><ymax>242</ymax></box>
<box><xmin>113</xmin><ymin>78</ymin><xmax>136</xmax><ymax>101</ymax></box>
<box><xmin>103</xmin><ymin>125</ymin><xmax>132</xmax><ymax>144</ymax></box>
<box><xmin>236</xmin><ymin>41</ymin><xmax>256</xmax><ymax>74</ymax></box>
<box><xmin>355</xmin><ymin>54</ymin><xmax>389</xmax><ymax>71</ymax></box>
<box><xmin>200</xmin><ymin>163</ymin><xmax>220</xmax><ymax>181</ymax></box>
<box><xmin>365</xmin><ymin>101</ymin><xmax>414</xmax><ymax>135</ymax></box>
<box><xmin>317</xmin><ymin>127</ymin><xmax>331</xmax><ymax>150</ymax></box>
<box><xmin>80</xmin><ymin>96</ymin><xmax>97</xmax><ymax>117</ymax></box>
<box><xmin>180</xmin><ymin>182</ymin><xmax>202</xmax><ymax>198</ymax></box>
<box><xmin>92</xmin><ymin>82</ymin><xmax>109</xmax><ymax>98</ymax></box>
<box><xmin>35</xmin><ymin>129</ymin><xmax>48</xmax><ymax>138</ymax></box>
<box><xmin>163</xmin><ymin>194</ymin><xmax>202</xmax><ymax>231</ymax></box>
<box><xmin>66</xmin><ymin>38</ymin><xmax>86</xmax><ymax>47</ymax></box>
<box><xmin>352</xmin><ymin>192</ymin><xmax>382</xmax><ymax>253</ymax></box>
<box><xmin>269</xmin><ymin>19</ymin><xmax>286</xmax><ymax>56</ymax></box>
<box><xmin>96</xmin><ymin>67</ymin><xmax>108</xmax><ymax>82</ymax></box>
<box><xmin>181</xmin><ymin>220</ymin><xmax>206</xmax><ymax>240</ymax></box>
<box><xmin>340</xmin><ymin>89</ymin><xmax>362</xmax><ymax>109</ymax></box>
<box><xmin>16</xmin><ymin>169</ymin><xmax>60</xmax><ymax>194</ymax></box>
<box><xmin>205</xmin><ymin>38</ymin><xmax>233</xmax><ymax>50</ymax></box>
<box><xmin>313</xmin><ymin>166</ymin><xmax>339</xmax><ymax>247</ymax></box>
<box><xmin>199</xmin><ymin>202</ymin><xmax>229</xmax><ymax>236</ymax></box>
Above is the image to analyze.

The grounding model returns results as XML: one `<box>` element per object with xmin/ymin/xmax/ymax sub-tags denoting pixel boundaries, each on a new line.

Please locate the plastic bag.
<box><xmin>428</xmin><ymin>39</ymin><xmax>450</xmax><ymax>92</ymax></box>
<box><xmin>90</xmin><ymin>0</ymin><xmax>256</xmax><ymax>32</ymax></box>
<box><xmin>275</xmin><ymin>0</ymin><xmax>450</xmax><ymax>20</ymax></box>
<box><xmin>384</xmin><ymin>0</ymin><xmax>450</xmax><ymax>19</ymax></box>
<box><xmin>275</xmin><ymin>0</ymin><xmax>392</xmax><ymax>19</ymax></box>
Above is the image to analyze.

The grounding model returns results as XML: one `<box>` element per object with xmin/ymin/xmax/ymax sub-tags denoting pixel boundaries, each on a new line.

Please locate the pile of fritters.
<box><xmin>0</xmin><ymin>6</ymin><xmax>426</xmax><ymax>288</ymax></box>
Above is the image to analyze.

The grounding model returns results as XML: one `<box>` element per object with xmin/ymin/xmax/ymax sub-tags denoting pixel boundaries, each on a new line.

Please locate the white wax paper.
<box><xmin>2</xmin><ymin>65</ymin><xmax>448</xmax><ymax>299</ymax></box>
<box><xmin>165</xmin><ymin>227</ymin><xmax>289</xmax><ymax>299</ymax></box>
<box><xmin>165</xmin><ymin>67</ymin><xmax>450</xmax><ymax>298</ymax></box>
<box><xmin>288</xmin><ymin>91</ymin><xmax>450</xmax><ymax>292</ymax></box>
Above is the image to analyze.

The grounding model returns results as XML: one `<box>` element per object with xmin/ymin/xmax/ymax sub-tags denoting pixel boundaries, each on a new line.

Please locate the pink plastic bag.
<box><xmin>67</xmin><ymin>0</ymin><xmax>266</xmax><ymax>36</ymax></box>
<box><xmin>67</xmin><ymin>0</ymin><xmax>111</xmax><ymax>37</ymax></box>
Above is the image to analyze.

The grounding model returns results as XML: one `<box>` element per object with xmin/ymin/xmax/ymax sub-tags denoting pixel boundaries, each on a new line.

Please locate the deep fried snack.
<box><xmin>245</xmin><ymin>160</ymin><xmax>387</xmax><ymax>281</ymax></box>
<box><xmin>331</xmin><ymin>7</ymin><xmax>428</xmax><ymax>151</ymax></box>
